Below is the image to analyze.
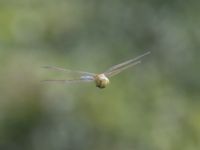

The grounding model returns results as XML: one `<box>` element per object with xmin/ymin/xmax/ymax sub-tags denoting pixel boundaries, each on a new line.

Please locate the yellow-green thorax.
<box><xmin>95</xmin><ymin>74</ymin><xmax>110</xmax><ymax>88</ymax></box>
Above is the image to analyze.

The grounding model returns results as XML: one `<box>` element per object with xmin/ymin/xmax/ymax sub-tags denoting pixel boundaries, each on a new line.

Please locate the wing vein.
<box><xmin>104</xmin><ymin>51</ymin><xmax>150</xmax><ymax>77</ymax></box>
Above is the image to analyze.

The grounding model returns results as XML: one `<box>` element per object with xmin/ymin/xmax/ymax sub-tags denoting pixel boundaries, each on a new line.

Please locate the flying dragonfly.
<box><xmin>43</xmin><ymin>51</ymin><xmax>150</xmax><ymax>89</ymax></box>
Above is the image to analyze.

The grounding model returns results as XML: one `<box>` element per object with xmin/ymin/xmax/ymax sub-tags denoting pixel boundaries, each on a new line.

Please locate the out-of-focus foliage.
<box><xmin>0</xmin><ymin>0</ymin><xmax>200</xmax><ymax>150</ymax></box>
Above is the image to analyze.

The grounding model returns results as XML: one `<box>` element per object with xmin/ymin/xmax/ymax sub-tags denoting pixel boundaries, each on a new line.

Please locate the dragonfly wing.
<box><xmin>42</xmin><ymin>66</ymin><xmax>96</xmax><ymax>83</ymax></box>
<box><xmin>104</xmin><ymin>61</ymin><xmax>141</xmax><ymax>77</ymax></box>
<box><xmin>42</xmin><ymin>66</ymin><xmax>96</xmax><ymax>76</ymax></box>
<box><xmin>42</xmin><ymin>75</ymin><xmax>95</xmax><ymax>83</ymax></box>
<box><xmin>104</xmin><ymin>51</ymin><xmax>150</xmax><ymax>77</ymax></box>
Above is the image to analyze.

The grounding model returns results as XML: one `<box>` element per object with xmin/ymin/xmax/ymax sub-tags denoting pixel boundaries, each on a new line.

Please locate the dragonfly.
<box><xmin>43</xmin><ymin>51</ymin><xmax>150</xmax><ymax>89</ymax></box>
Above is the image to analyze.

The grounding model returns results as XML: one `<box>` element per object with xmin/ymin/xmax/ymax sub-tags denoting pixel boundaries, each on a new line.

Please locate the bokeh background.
<box><xmin>0</xmin><ymin>0</ymin><xmax>200</xmax><ymax>150</ymax></box>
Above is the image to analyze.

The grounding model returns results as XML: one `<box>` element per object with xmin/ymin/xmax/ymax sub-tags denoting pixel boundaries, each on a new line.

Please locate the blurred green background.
<box><xmin>0</xmin><ymin>0</ymin><xmax>200</xmax><ymax>150</ymax></box>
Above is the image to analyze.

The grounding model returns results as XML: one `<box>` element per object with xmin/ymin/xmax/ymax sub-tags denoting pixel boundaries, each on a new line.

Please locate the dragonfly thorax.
<box><xmin>95</xmin><ymin>74</ymin><xmax>110</xmax><ymax>88</ymax></box>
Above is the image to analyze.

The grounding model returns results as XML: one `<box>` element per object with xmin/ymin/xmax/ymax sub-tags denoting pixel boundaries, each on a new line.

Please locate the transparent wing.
<box><xmin>42</xmin><ymin>66</ymin><xmax>96</xmax><ymax>83</ymax></box>
<box><xmin>42</xmin><ymin>66</ymin><xmax>96</xmax><ymax>76</ymax></box>
<box><xmin>105</xmin><ymin>61</ymin><xmax>141</xmax><ymax>77</ymax></box>
<box><xmin>104</xmin><ymin>51</ymin><xmax>150</xmax><ymax>77</ymax></box>
<box><xmin>42</xmin><ymin>78</ymin><xmax>94</xmax><ymax>83</ymax></box>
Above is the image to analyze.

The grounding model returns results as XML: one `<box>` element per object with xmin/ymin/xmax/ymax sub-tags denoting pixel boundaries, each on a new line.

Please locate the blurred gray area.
<box><xmin>0</xmin><ymin>0</ymin><xmax>200</xmax><ymax>150</ymax></box>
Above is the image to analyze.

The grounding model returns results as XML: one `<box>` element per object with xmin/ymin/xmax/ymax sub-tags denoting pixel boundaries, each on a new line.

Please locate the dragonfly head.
<box><xmin>95</xmin><ymin>74</ymin><xmax>110</xmax><ymax>89</ymax></box>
